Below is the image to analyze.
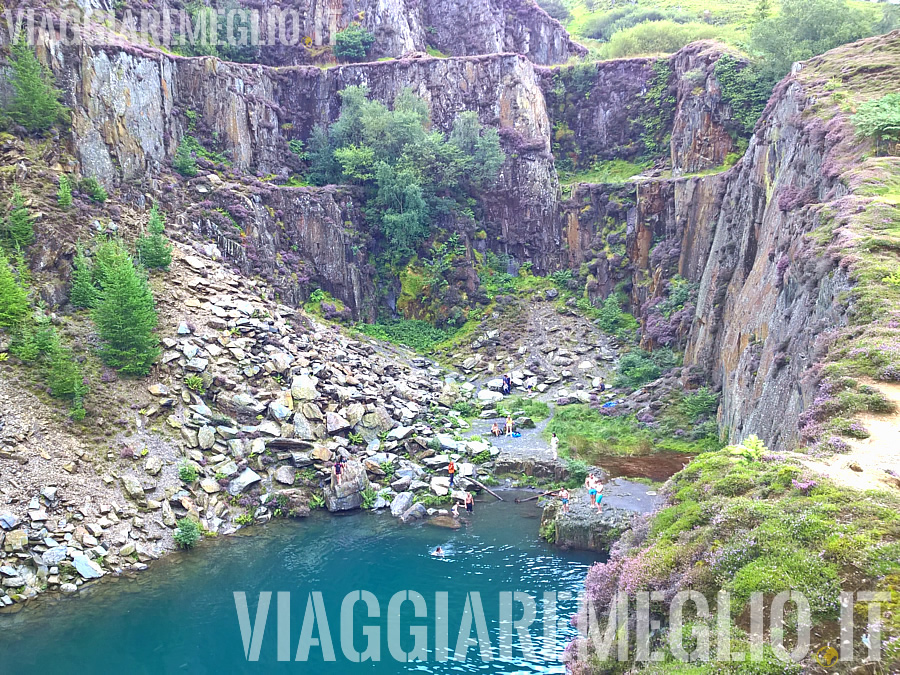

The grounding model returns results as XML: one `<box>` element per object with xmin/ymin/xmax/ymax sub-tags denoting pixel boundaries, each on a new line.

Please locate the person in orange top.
<box><xmin>448</xmin><ymin>459</ymin><xmax>456</xmax><ymax>487</ymax></box>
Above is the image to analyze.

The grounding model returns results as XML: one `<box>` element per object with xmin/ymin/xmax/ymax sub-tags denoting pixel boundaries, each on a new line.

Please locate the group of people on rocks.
<box><xmin>490</xmin><ymin>415</ymin><xmax>518</xmax><ymax>437</ymax></box>
<box><xmin>551</xmin><ymin>474</ymin><xmax>603</xmax><ymax>514</ymax></box>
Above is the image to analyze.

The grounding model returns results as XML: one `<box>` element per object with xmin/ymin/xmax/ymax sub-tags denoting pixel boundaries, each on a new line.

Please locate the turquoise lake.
<box><xmin>0</xmin><ymin>491</ymin><xmax>600</xmax><ymax>674</ymax></box>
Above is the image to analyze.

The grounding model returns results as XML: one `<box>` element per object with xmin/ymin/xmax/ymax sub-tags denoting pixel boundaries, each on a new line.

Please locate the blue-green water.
<box><xmin>0</xmin><ymin>492</ymin><xmax>599</xmax><ymax>674</ymax></box>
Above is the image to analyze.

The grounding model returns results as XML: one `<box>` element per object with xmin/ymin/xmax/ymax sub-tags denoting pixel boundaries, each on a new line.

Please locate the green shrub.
<box><xmin>57</xmin><ymin>175</ymin><xmax>73</xmax><ymax>209</ymax></box>
<box><xmin>136</xmin><ymin>204</ymin><xmax>172</xmax><ymax>270</ymax></box>
<box><xmin>184</xmin><ymin>374</ymin><xmax>205</xmax><ymax>394</ymax></box>
<box><xmin>334</xmin><ymin>23</ymin><xmax>375</xmax><ymax>61</ymax></box>
<box><xmin>178</xmin><ymin>462</ymin><xmax>199</xmax><ymax>483</ymax></box>
<box><xmin>361</xmin><ymin>487</ymin><xmax>377</xmax><ymax>510</ymax></box>
<box><xmin>173</xmin><ymin>138</ymin><xmax>199</xmax><ymax>177</ymax></box>
<box><xmin>234</xmin><ymin>513</ymin><xmax>254</xmax><ymax>526</ymax></box>
<box><xmin>4</xmin><ymin>38</ymin><xmax>67</xmax><ymax>133</ymax></box>
<box><xmin>92</xmin><ymin>245</ymin><xmax>160</xmax><ymax>375</ymax></box>
<box><xmin>309</xmin><ymin>493</ymin><xmax>325</xmax><ymax>509</ymax></box>
<box><xmin>597</xmin><ymin>295</ymin><xmax>639</xmax><ymax>337</ymax></box>
<box><xmin>173</xmin><ymin>517</ymin><xmax>202</xmax><ymax>548</ymax></box>
<box><xmin>852</xmin><ymin>93</ymin><xmax>900</xmax><ymax>146</ymax></box>
<box><xmin>3</xmin><ymin>186</ymin><xmax>34</xmax><ymax>249</ymax></box>
<box><xmin>79</xmin><ymin>177</ymin><xmax>107</xmax><ymax>203</ymax></box>
<box><xmin>502</xmin><ymin>396</ymin><xmax>551</xmax><ymax>421</ymax></box>
<box><xmin>0</xmin><ymin>248</ymin><xmax>29</xmax><ymax>327</ymax></box>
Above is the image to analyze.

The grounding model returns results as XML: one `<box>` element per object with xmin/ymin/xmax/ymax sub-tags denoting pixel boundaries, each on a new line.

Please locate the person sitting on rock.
<box><xmin>333</xmin><ymin>457</ymin><xmax>344</xmax><ymax>487</ymax></box>
<box><xmin>550</xmin><ymin>433</ymin><xmax>559</xmax><ymax>460</ymax></box>
<box><xmin>599</xmin><ymin>379</ymin><xmax>606</xmax><ymax>392</ymax></box>
<box><xmin>448</xmin><ymin>459</ymin><xmax>456</xmax><ymax>487</ymax></box>
<box><xmin>505</xmin><ymin>415</ymin><xmax>514</xmax><ymax>436</ymax></box>
<box><xmin>491</xmin><ymin>422</ymin><xmax>501</xmax><ymax>437</ymax></box>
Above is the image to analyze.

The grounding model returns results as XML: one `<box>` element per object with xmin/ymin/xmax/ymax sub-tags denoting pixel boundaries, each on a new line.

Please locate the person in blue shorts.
<box><xmin>594</xmin><ymin>481</ymin><xmax>604</xmax><ymax>512</ymax></box>
<box><xmin>587</xmin><ymin>474</ymin><xmax>597</xmax><ymax>505</ymax></box>
<box><xmin>558</xmin><ymin>487</ymin><xmax>570</xmax><ymax>513</ymax></box>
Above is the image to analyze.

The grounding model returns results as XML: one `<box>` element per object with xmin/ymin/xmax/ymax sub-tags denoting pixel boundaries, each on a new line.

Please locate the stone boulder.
<box><xmin>540</xmin><ymin>495</ymin><xmax>633</xmax><ymax>552</ymax></box>
<box><xmin>228</xmin><ymin>468</ymin><xmax>263</xmax><ymax>496</ymax></box>
<box><xmin>400</xmin><ymin>503</ymin><xmax>427</xmax><ymax>523</ymax></box>
<box><xmin>323</xmin><ymin>460</ymin><xmax>369</xmax><ymax>512</ymax></box>
<box><xmin>390</xmin><ymin>492</ymin><xmax>414</xmax><ymax>517</ymax></box>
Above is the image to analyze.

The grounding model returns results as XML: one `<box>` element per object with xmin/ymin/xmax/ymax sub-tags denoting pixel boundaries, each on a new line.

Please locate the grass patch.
<box><xmin>544</xmin><ymin>395</ymin><xmax>721</xmax><ymax>460</ymax></box>
<box><xmin>497</xmin><ymin>396</ymin><xmax>551</xmax><ymax>422</ymax></box>
<box><xmin>558</xmin><ymin>159</ymin><xmax>648</xmax><ymax>185</ymax></box>
<box><xmin>354</xmin><ymin>318</ymin><xmax>460</xmax><ymax>353</ymax></box>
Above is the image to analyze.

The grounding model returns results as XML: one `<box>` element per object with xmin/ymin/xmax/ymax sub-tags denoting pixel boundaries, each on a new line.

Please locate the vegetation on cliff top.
<box><xmin>573</xmin><ymin>436</ymin><xmax>900</xmax><ymax>671</ymax></box>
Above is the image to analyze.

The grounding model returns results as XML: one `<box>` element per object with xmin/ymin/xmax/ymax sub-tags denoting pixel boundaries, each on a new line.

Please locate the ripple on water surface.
<box><xmin>0</xmin><ymin>491</ymin><xmax>601</xmax><ymax>675</ymax></box>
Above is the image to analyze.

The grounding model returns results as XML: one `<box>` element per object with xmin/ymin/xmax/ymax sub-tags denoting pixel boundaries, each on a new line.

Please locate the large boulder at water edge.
<box><xmin>323</xmin><ymin>460</ymin><xmax>369</xmax><ymax>512</ymax></box>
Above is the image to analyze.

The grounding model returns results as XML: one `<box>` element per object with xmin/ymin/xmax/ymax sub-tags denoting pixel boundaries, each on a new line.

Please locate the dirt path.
<box><xmin>798</xmin><ymin>381</ymin><xmax>900</xmax><ymax>493</ymax></box>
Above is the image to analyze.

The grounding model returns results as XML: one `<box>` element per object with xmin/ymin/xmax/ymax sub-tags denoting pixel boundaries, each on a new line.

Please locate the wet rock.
<box><xmin>400</xmin><ymin>503</ymin><xmax>427</xmax><ymax>523</ymax></box>
<box><xmin>427</xmin><ymin>516</ymin><xmax>461</xmax><ymax>529</ymax></box>
<box><xmin>71</xmin><ymin>552</ymin><xmax>105</xmax><ymax>579</ymax></box>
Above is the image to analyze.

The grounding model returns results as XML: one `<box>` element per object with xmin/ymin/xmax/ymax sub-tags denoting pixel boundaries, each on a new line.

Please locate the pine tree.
<box><xmin>136</xmin><ymin>204</ymin><xmax>173</xmax><ymax>270</ymax></box>
<box><xmin>6</xmin><ymin>38</ymin><xmax>67</xmax><ymax>134</ymax></box>
<box><xmin>57</xmin><ymin>175</ymin><xmax>72</xmax><ymax>209</ymax></box>
<box><xmin>4</xmin><ymin>186</ymin><xmax>34</xmax><ymax>249</ymax></box>
<box><xmin>0</xmin><ymin>248</ymin><xmax>29</xmax><ymax>328</ymax></box>
<box><xmin>69</xmin><ymin>242</ymin><xmax>96</xmax><ymax>309</ymax></box>
<box><xmin>92</xmin><ymin>252</ymin><xmax>160</xmax><ymax>375</ymax></box>
<box><xmin>47</xmin><ymin>336</ymin><xmax>84</xmax><ymax>399</ymax></box>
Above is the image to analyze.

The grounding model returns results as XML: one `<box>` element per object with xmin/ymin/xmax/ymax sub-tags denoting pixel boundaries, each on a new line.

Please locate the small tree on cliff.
<box><xmin>0</xmin><ymin>248</ymin><xmax>29</xmax><ymax>328</ymax></box>
<box><xmin>5</xmin><ymin>38</ymin><xmax>67</xmax><ymax>133</ymax></box>
<box><xmin>3</xmin><ymin>186</ymin><xmax>34</xmax><ymax>250</ymax></box>
<box><xmin>92</xmin><ymin>249</ymin><xmax>160</xmax><ymax>376</ymax></box>
<box><xmin>69</xmin><ymin>242</ymin><xmax>96</xmax><ymax>309</ymax></box>
<box><xmin>136</xmin><ymin>204</ymin><xmax>173</xmax><ymax>270</ymax></box>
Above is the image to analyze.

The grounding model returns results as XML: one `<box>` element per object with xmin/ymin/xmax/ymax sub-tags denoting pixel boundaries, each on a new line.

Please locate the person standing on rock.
<box><xmin>594</xmin><ymin>480</ymin><xmax>604</xmax><ymax>513</ymax></box>
<box><xmin>550</xmin><ymin>433</ymin><xmax>559</xmax><ymax>460</ymax></box>
<box><xmin>587</xmin><ymin>474</ymin><xmax>597</xmax><ymax>505</ymax></box>
<box><xmin>465</xmin><ymin>492</ymin><xmax>474</xmax><ymax>513</ymax></box>
<box><xmin>502</xmin><ymin>374</ymin><xmax>512</xmax><ymax>395</ymax></box>
<box><xmin>448</xmin><ymin>459</ymin><xmax>456</xmax><ymax>487</ymax></box>
<box><xmin>558</xmin><ymin>487</ymin><xmax>570</xmax><ymax>513</ymax></box>
<box><xmin>333</xmin><ymin>457</ymin><xmax>344</xmax><ymax>487</ymax></box>
<box><xmin>506</xmin><ymin>415</ymin><xmax>514</xmax><ymax>436</ymax></box>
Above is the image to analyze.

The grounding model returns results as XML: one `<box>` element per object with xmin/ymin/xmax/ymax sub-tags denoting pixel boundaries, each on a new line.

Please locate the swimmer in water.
<box><xmin>433</xmin><ymin>546</ymin><xmax>444</xmax><ymax>557</ymax></box>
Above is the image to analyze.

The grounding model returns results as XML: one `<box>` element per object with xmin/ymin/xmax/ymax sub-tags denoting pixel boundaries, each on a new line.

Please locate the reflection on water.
<box><xmin>0</xmin><ymin>491</ymin><xmax>601</xmax><ymax>675</ymax></box>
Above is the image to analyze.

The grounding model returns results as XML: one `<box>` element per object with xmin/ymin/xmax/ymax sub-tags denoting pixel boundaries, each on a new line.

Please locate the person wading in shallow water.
<box><xmin>333</xmin><ymin>457</ymin><xmax>344</xmax><ymax>487</ymax></box>
<box><xmin>448</xmin><ymin>458</ymin><xmax>456</xmax><ymax>487</ymax></box>
<box><xmin>465</xmin><ymin>492</ymin><xmax>474</xmax><ymax>513</ymax></box>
